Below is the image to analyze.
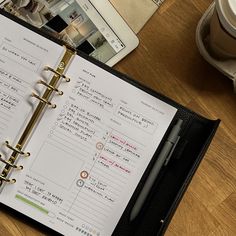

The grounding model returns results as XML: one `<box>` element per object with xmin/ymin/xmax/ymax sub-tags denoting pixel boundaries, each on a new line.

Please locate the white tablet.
<box><xmin>0</xmin><ymin>0</ymin><xmax>139</xmax><ymax>66</ymax></box>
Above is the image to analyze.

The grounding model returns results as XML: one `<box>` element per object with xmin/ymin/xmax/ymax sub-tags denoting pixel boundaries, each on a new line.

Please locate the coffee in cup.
<box><xmin>209</xmin><ymin>0</ymin><xmax>236</xmax><ymax>59</ymax></box>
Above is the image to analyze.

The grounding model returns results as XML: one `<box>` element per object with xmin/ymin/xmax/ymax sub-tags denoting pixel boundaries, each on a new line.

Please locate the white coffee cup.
<box><xmin>209</xmin><ymin>0</ymin><xmax>236</xmax><ymax>59</ymax></box>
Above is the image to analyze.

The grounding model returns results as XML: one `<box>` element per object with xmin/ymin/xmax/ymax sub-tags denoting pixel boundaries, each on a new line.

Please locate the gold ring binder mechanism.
<box><xmin>0</xmin><ymin>155</ymin><xmax>23</xmax><ymax>170</ymax></box>
<box><xmin>44</xmin><ymin>66</ymin><xmax>71</xmax><ymax>82</ymax></box>
<box><xmin>5</xmin><ymin>141</ymin><xmax>30</xmax><ymax>157</ymax></box>
<box><xmin>38</xmin><ymin>80</ymin><xmax>64</xmax><ymax>95</ymax></box>
<box><xmin>0</xmin><ymin>47</ymin><xmax>75</xmax><ymax>185</ymax></box>
<box><xmin>31</xmin><ymin>92</ymin><xmax>57</xmax><ymax>108</ymax></box>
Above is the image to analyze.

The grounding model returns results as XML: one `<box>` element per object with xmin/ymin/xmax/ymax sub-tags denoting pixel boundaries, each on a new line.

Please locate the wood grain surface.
<box><xmin>0</xmin><ymin>0</ymin><xmax>236</xmax><ymax>235</ymax></box>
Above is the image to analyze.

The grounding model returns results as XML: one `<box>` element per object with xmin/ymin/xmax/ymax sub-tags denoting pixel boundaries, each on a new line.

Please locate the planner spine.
<box><xmin>0</xmin><ymin>46</ymin><xmax>75</xmax><ymax>186</ymax></box>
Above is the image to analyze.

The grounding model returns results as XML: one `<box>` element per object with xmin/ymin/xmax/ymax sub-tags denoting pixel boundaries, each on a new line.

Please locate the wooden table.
<box><xmin>1</xmin><ymin>0</ymin><xmax>236</xmax><ymax>235</ymax></box>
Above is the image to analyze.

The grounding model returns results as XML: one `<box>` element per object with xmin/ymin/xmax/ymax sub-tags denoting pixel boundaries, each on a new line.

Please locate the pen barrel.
<box><xmin>167</xmin><ymin>119</ymin><xmax>183</xmax><ymax>143</ymax></box>
<box><xmin>130</xmin><ymin>119</ymin><xmax>183</xmax><ymax>221</ymax></box>
<box><xmin>130</xmin><ymin>141</ymin><xmax>173</xmax><ymax>221</ymax></box>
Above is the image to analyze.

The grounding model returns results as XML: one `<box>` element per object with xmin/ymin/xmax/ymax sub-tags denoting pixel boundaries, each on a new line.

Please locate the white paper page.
<box><xmin>0</xmin><ymin>55</ymin><xmax>177</xmax><ymax>236</ymax></box>
<box><xmin>0</xmin><ymin>15</ymin><xmax>66</xmax><ymax>174</ymax></box>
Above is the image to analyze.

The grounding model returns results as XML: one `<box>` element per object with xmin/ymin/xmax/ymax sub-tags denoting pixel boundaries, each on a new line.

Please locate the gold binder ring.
<box><xmin>31</xmin><ymin>92</ymin><xmax>57</xmax><ymax>108</ymax></box>
<box><xmin>0</xmin><ymin>156</ymin><xmax>23</xmax><ymax>170</ymax></box>
<box><xmin>0</xmin><ymin>175</ymin><xmax>16</xmax><ymax>184</ymax></box>
<box><xmin>5</xmin><ymin>141</ymin><xmax>30</xmax><ymax>157</ymax></box>
<box><xmin>44</xmin><ymin>66</ymin><xmax>70</xmax><ymax>82</ymax></box>
<box><xmin>38</xmin><ymin>80</ymin><xmax>63</xmax><ymax>95</ymax></box>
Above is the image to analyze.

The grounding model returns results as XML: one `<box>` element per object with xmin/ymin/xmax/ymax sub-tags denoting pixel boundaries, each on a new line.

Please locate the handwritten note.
<box><xmin>115</xmin><ymin>104</ymin><xmax>158</xmax><ymax>133</ymax></box>
<box><xmin>0</xmin><ymin>66</ymin><xmax>29</xmax><ymax>139</ymax></box>
<box><xmin>0</xmin><ymin>43</ymin><xmax>40</xmax><ymax>71</ymax></box>
<box><xmin>73</xmin><ymin>75</ymin><xmax>114</xmax><ymax>111</ymax></box>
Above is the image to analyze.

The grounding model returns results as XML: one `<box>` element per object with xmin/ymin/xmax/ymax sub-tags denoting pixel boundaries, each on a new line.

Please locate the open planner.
<box><xmin>0</xmin><ymin>9</ymin><xmax>220</xmax><ymax>236</ymax></box>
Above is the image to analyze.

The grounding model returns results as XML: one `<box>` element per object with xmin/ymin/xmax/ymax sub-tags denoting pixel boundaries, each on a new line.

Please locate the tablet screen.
<box><xmin>1</xmin><ymin>0</ymin><xmax>126</xmax><ymax>63</ymax></box>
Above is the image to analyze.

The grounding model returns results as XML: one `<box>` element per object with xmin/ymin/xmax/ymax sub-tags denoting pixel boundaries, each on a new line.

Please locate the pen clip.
<box><xmin>164</xmin><ymin>136</ymin><xmax>180</xmax><ymax>166</ymax></box>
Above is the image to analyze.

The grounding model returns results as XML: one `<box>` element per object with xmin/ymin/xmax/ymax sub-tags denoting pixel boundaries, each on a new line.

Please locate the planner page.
<box><xmin>0</xmin><ymin>14</ymin><xmax>65</xmax><ymax>175</ymax></box>
<box><xmin>0</xmin><ymin>54</ymin><xmax>177</xmax><ymax>236</ymax></box>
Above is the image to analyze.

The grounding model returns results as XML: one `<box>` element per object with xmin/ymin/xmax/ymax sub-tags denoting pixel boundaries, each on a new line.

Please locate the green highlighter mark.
<box><xmin>15</xmin><ymin>194</ymin><xmax>49</xmax><ymax>215</ymax></box>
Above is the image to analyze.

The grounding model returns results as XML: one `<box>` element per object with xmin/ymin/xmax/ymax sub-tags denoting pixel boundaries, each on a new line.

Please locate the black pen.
<box><xmin>130</xmin><ymin>119</ymin><xmax>183</xmax><ymax>221</ymax></box>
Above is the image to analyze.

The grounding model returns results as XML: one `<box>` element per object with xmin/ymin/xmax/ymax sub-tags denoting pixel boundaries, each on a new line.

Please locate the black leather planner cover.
<box><xmin>0</xmin><ymin>9</ymin><xmax>220</xmax><ymax>236</ymax></box>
